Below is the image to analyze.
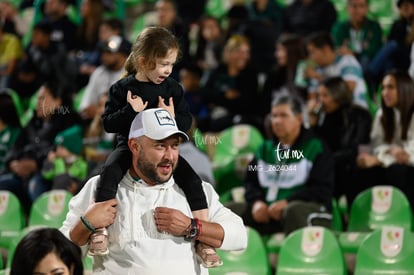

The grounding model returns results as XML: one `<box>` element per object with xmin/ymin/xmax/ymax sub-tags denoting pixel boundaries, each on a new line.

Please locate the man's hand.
<box><xmin>84</xmin><ymin>199</ymin><xmax>118</xmax><ymax>229</ymax></box>
<box><xmin>9</xmin><ymin>159</ymin><xmax>37</xmax><ymax>179</ymax></box>
<box><xmin>158</xmin><ymin>96</ymin><xmax>175</xmax><ymax>118</ymax></box>
<box><xmin>356</xmin><ymin>153</ymin><xmax>381</xmax><ymax>168</ymax></box>
<box><xmin>268</xmin><ymin>200</ymin><xmax>288</xmax><ymax>221</ymax></box>
<box><xmin>154</xmin><ymin>206</ymin><xmax>190</xmax><ymax>236</ymax></box>
<box><xmin>251</xmin><ymin>201</ymin><xmax>270</xmax><ymax>223</ymax></box>
<box><xmin>127</xmin><ymin>90</ymin><xmax>148</xmax><ymax>112</ymax></box>
<box><xmin>388</xmin><ymin>146</ymin><xmax>410</xmax><ymax>164</ymax></box>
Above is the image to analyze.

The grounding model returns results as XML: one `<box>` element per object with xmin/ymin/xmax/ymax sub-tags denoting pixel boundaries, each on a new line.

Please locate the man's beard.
<box><xmin>137</xmin><ymin>150</ymin><xmax>176</xmax><ymax>184</ymax></box>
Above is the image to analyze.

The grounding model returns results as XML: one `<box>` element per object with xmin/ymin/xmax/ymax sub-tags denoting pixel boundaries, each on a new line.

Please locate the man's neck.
<box><xmin>129</xmin><ymin>168</ymin><xmax>156</xmax><ymax>186</ymax></box>
<box><xmin>279</xmin><ymin>128</ymin><xmax>300</xmax><ymax>146</ymax></box>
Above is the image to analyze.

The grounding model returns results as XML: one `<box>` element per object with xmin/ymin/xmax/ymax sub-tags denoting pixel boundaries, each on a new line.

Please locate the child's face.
<box><xmin>142</xmin><ymin>49</ymin><xmax>178</xmax><ymax>84</ymax></box>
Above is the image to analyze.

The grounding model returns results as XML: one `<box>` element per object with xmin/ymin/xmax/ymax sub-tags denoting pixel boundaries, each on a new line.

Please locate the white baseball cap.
<box><xmin>128</xmin><ymin>108</ymin><xmax>189</xmax><ymax>141</ymax></box>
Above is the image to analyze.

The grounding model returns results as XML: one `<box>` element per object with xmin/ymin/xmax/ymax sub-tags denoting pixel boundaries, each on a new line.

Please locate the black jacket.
<box><xmin>102</xmin><ymin>75</ymin><xmax>192</xmax><ymax>146</ymax></box>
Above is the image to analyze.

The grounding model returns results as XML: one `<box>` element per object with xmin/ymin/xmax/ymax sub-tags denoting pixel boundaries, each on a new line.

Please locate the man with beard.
<box><xmin>78</xmin><ymin>35</ymin><xmax>131</xmax><ymax>121</ymax></box>
<box><xmin>60</xmin><ymin>108</ymin><xmax>247</xmax><ymax>274</ymax></box>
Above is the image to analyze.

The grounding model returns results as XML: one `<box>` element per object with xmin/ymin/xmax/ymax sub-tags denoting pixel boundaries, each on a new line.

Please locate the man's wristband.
<box><xmin>80</xmin><ymin>216</ymin><xmax>96</xmax><ymax>233</ymax></box>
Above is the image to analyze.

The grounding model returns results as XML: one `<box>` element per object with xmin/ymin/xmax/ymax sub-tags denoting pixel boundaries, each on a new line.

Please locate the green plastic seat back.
<box><xmin>347</xmin><ymin>185</ymin><xmax>413</xmax><ymax>232</ymax></box>
<box><xmin>0</xmin><ymin>191</ymin><xmax>26</xmax><ymax>249</ymax></box>
<box><xmin>354</xmin><ymin>226</ymin><xmax>414</xmax><ymax>275</ymax></box>
<box><xmin>204</xmin><ymin>0</ymin><xmax>231</xmax><ymax>19</ymax></box>
<box><xmin>28</xmin><ymin>190</ymin><xmax>73</xmax><ymax>228</ymax></box>
<box><xmin>73</xmin><ymin>87</ymin><xmax>86</xmax><ymax>112</ymax></box>
<box><xmin>4</xmin><ymin>89</ymin><xmax>24</xmax><ymax>119</ymax></box>
<box><xmin>209</xmin><ymin>226</ymin><xmax>271</xmax><ymax>275</ymax></box>
<box><xmin>20</xmin><ymin>91</ymin><xmax>39</xmax><ymax>127</ymax></box>
<box><xmin>276</xmin><ymin>226</ymin><xmax>346</xmax><ymax>275</ymax></box>
<box><xmin>6</xmin><ymin>225</ymin><xmax>47</xmax><ymax>269</ymax></box>
<box><xmin>213</xmin><ymin>124</ymin><xmax>264</xmax><ymax>195</ymax></box>
<box><xmin>331</xmin><ymin>198</ymin><xmax>344</xmax><ymax>232</ymax></box>
<box><xmin>129</xmin><ymin>11</ymin><xmax>158</xmax><ymax>42</ymax></box>
<box><xmin>0</xmin><ymin>191</ymin><xmax>25</xmax><ymax>231</ymax></box>
<box><xmin>193</xmin><ymin>128</ymin><xmax>207</xmax><ymax>153</ymax></box>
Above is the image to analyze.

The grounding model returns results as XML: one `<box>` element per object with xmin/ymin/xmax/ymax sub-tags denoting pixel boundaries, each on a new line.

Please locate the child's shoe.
<box><xmin>196</xmin><ymin>242</ymin><xmax>223</xmax><ymax>268</ymax></box>
<box><xmin>88</xmin><ymin>227</ymin><xmax>109</xmax><ymax>256</ymax></box>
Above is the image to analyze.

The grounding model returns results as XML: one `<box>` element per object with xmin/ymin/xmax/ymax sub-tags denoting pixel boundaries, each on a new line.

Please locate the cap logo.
<box><xmin>155</xmin><ymin>110</ymin><xmax>175</xmax><ymax>126</ymax></box>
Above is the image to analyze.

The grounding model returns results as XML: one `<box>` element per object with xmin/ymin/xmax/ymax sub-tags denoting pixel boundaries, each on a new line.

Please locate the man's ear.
<box><xmin>128</xmin><ymin>138</ymin><xmax>140</xmax><ymax>153</ymax></box>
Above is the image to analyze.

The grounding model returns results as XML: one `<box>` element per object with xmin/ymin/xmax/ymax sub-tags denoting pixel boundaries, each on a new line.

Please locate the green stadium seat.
<box><xmin>276</xmin><ymin>226</ymin><xmax>347</xmax><ymax>275</ymax></box>
<box><xmin>73</xmin><ymin>86</ymin><xmax>86</xmax><ymax>112</ymax></box>
<box><xmin>6</xmin><ymin>225</ymin><xmax>46</xmax><ymax>269</ymax></box>
<box><xmin>354</xmin><ymin>226</ymin><xmax>414</xmax><ymax>275</ymax></box>
<box><xmin>193</xmin><ymin>128</ymin><xmax>207</xmax><ymax>153</ymax></box>
<box><xmin>212</xmin><ymin>124</ymin><xmax>264</xmax><ymax>195</ymax></box>
<box><xmin>4</xmin><ymin>89</ymin><xmax>24</xmax><ymax>119</ymax></box>
<box><xmin>0</xmin><ymin>191</ymin><xmax>26</xmax><ymax>250</ymax></box>
<box><xmin>129</xmin><ymin>11</ymin><xmax>158</xmax><ymax>42</ymax></box>
<box><xmin>267</xmin><ymin>199</ymin><xmax>342</xmax><ymax>254</ymax></box>
<box><xmin>204</xmin><ymin>0</ymin><xmax>232</xmax><ymax>19</ymax></box>
<box><xmin>28</xmin><ymin>190</ymin><xmax>73</xmax><ymax>228</ymax></box>
<box><xmin>209</xmin><ymin>226</ymin><xmax>271</xmax><ymax>275</ymax></box>
<box><xmin>348</xmin><ymin>186</ymin><xmax>413</xmax><ymax>232</ymax></box>
<box><xmin>20</xmin><ymin>91</ymin><xmax>39</xmax><ymax>127</ymax></box>
<box><xmin>339</xmin><ymin>185</ymin><xmax>413</xmax><ymax>254</ymax></box>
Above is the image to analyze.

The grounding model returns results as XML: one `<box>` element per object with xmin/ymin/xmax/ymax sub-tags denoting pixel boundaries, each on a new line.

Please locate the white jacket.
<box><xmin>60</xmin><ymin>172</ymin><xmax>247</xmax><ymax>275</ymax></box>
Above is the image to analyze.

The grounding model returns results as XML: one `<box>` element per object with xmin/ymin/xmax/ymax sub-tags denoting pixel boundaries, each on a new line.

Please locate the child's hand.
<box><xmin>127</xmin><ymin>90</ymin><xmax>148</xmax><ymax>112</ymax></box>
<box><xmin>48</xmin><ymin>151</ymin><xmax>56</xmax><ymax>162</ymax></box>
<box><xmin>158</xmin><ymin>96</ymin><xmax>175</xmax><ymax>118</ymax></box>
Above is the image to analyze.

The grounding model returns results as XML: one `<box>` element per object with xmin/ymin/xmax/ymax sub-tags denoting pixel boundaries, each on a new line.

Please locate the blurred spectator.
<box><xmin>42</xmin><ymin>125</ymin><xmax>87</xmax><ymax>194</ymax></box>
<box><xmin>304</xmin><ymin>31</ymin><xmax>368</xmax><ymax>109</ymax></box>
<box><xmin>179</xmin><ymin>63</ymin><xmax>209</xmax><ymax>126</ymax></box>
<box><xmin>0</xmin><ymin>80</ymin><xmax>82</xmax><ymax>213</ymax></box>
<box><xmin>0</xmin><ymin>91</ymin><xmax>21</xmax><ymax>173</ymax></box>
<box><xmin>201</xmin><ymin>34</ymin><xmax>261</xmax><ymax>132</ymax></box>
<box><xmin>180</xmin><ymin>116</ymin><xmax>216</xmax><ymax>186</ymax></box>
<box><xmin>224</xmin><ymin>4</ymin><xmax>249</xmax><ymax>40</ymax></box>
<box><xmin>228</xmin><ymin>94</ymin><xmax>334</xmax><ymax>235</ymax></box>
<box><xmin>40</xmin><ymin>0</ymin><xmax>78</xmax><ymax>51</ymax></box>
<box><xmin>175</xmin><ymin>0</ymin><xmax>207</xmax><ymax>25</ymax></box>
<box><xmin>0</xmin><ymin>21</ymin><xmax>23</xmax><ymax>89</ymax></box>
<box><xmin>72</xmin><ymin>0</ymin><xmax>104</xmax><ymax>88</ymax></box>
<box><xmin>366</xmin><ymin>0</ymin><xmax>414</xmax><ymax>92</ymax></box>
<box><xmin>10</xmin><ymin>227</ymin><xmax>83</xmax><ymax>275</ymax></box>
<box><xmin>0</xmin><ymin>0</ymin><xmax>32</xmax><ymax>37</ymax></box>
<box><xmin>194</xmin><ymin>15</ymin><xmax>224</xmax><ymax>79</ymax></box>
<box><xmin>331</xmin><ymin>0</ymin><xmax>383</xmax><ymax>74</ymax></box>
<box><xmin>310</xmin><ymin>77</ymin><xmax>371</xmax><ymax>201</ymax></box>
<box><xmin>282</xmin><ymin>0</ymin><xmax>337</xmax><ymax>37</ymax></box>
<box><xmin>247</xmin><ymin>0</ymin><xmax>284</xmax><ymax>32</ymax></box>
<box><xmin>9</xmin><ymin>20</ymin><xmax>77</xmax><ymax>99</ymax></box>
<box><xmin>79</xmin><ymin>35</ymin><xmax>130</xmax><ymax>121</ymax></box>
<box><xmin>261</xmin><ymin>33</ymin><xmax>307</xmax><ymax>115</ymax></box>
<box><xmin>75</xmin><ymin>0</ymin><xmax>103</xmax><ymax>53</ymax></box>
<box><xmin>244</xmin><ymin>0</ymin><xmax>284</xmax><ymax>72</ymax></box>
<box><xmin>83</xmin><ymin>92</ymin><xmax>115</xmax><ymax>176</ymax></box>
<box><xmin>76</xmin><ymin>17</ymin><xmax>125</xmax><ymax>87</ymax></box>
<box><xmin>354</xmin><ymin>70</ymin><xmax>414</xmax><ymax>209</ymax></box>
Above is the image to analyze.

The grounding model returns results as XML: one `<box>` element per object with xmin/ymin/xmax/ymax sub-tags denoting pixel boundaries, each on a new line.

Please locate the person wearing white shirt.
<box><xmin>60</xmin><ymin>108</ymin><xmax>247</xmax><ymax>274</ymax></box>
